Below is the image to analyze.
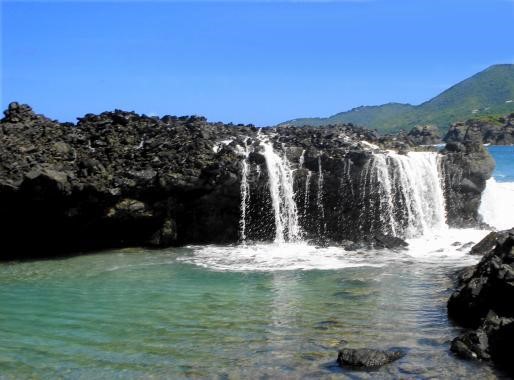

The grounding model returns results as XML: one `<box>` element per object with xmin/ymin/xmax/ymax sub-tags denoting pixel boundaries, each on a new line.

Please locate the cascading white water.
<box><xmin>372</xmin><ymin>154</ymin><xmax>398</xmax><ymax>236</ymax></box>
<box><xmin>239</xmin><ymin>138</ymin><xmax>448</xmax><ymax>243</ymax></box>
<box><xmin>304</xmin><ymin>171</ymin><xmax>312</xmax><ymax>221</ymax></box>
<box><xmin>366</xmin><ymin>151</ymin><xmax>448</xmax><ymax>238</ymax></box>
<box><xmin>317</xmin><ymin>156</ymin><xmax>326</xmax><ymax>237</ymax></box>
<box><xmin>479</xmin><ymin>178</ymin><xmax>514</xmax><ymax>230</ymax></box>
<box><xmin>260</xmin><ymin>138</ymin><xmax>302</xmax><ymax>243</ymax></box>
<box><xmin>238</xmin><ymin>140</ymin><xmax>251</xmax><ymax>243</ymax></box>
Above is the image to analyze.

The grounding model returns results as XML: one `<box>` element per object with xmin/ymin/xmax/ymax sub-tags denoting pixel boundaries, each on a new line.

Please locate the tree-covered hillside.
<box><xmin>281</xmin><ymin>64</ymin><xmax>514</xmax><ymax>133</ymax></box>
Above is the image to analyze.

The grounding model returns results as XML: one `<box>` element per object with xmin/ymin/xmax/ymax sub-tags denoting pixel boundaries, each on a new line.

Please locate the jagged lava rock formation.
<box><xmin>445</xmin><ymin>113</ymin><xmax>514</xmax><ymax>145</ymax></box>
<box><xmin>0</xmin><ymin>103</ymin><xmax>495</xmax><ymax>259</ymax></box>
<box><xmin>448</xmin><ymin>229</ymin><xmax>514</xmax><ymax>376</ymax></box>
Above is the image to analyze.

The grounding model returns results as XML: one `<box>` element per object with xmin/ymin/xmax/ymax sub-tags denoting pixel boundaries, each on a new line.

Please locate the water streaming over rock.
<box><xmin>239</xmin><ymin>141</ymin><xmax>449</xmax><ymax>243</ymax></box>
<box><xmin>317</xmin><ymin>155</ymin><xmax>326</xmax><ymax>238</ymax></box>
<box><xmin>238</xmin><ymin>140</ymin><xmax>251</xmax><ymax>243</ymax></box>
<box><xmin>362</xmin><ymin>151</ymin><xmax>448</xmax><ymax>238</ymax></box>
<box><xmin>259</xmin><ymin>137</ymin><xmax>302</xmax><ymax>243</ymax></box>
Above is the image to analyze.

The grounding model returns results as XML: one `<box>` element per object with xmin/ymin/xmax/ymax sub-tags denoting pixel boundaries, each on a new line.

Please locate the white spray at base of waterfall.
<box><xmin>190</xmin><ymin>147</ymin><xmax>495</xmax><ymax>271</ymax></box>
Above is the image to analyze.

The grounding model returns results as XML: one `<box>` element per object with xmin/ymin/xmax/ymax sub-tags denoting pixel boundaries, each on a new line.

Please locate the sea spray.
<box><xmin>479</xmin><ymin>178</ymin><xmax>514</xmax><ymax>230</ymax></box>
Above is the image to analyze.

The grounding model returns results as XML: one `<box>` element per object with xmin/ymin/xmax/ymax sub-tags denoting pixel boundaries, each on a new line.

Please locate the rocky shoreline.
<box><xmin>0</xmin><ymin>102</ymin><xmax>495</xmax><ymax>260</ymax></box>
<box><xmin>448</xmin><ymin>229</ymin><xmax>514</xmax><ymax>376</ymax></box>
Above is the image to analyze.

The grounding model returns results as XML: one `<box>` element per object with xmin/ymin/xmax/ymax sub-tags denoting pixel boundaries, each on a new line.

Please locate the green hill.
<box><xmin>280</xmin><ymin>64</ymin><xmax>514</xmax><ymax>133</ymax></box>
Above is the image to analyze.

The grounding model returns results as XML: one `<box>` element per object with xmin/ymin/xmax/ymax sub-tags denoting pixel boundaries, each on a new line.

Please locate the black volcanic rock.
<box><xmin>444</xmin><ymin>114</ymin><xmax>514</xmax><ymax>146</ymax></box>
<box><xmin>0</xmin><ymin>103</ymin><xmax>495</xmax><ymax>259</ymax></box>
<box><xmin>448</xmin><ymin>229</ymin><xmax>514</xmax><ymax>375</ymax></box>
<box><xmin>440</xmin><ymin>126</ymin><xmax>495</xmax><ymax>227</ymax></box>
<box><xmin>337</xmin><ymin>348</ymin><xmax>405</xmax><ymax>368</ymax></box>
<box><xmin>407</xmin><ymin>125</ymin><xmax>442</xmax><ymax>145</ymax></box>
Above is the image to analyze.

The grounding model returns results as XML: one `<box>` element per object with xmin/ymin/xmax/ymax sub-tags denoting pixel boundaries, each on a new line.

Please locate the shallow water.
<box><xmin>0</xmin><ymin>229</ymin><xmax>504</xmax><ymax>379</ymax></box>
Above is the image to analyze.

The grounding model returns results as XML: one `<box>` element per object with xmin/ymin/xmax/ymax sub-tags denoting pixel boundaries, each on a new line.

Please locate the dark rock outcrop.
<box><xmin>440</xmin><ymin>125</ymin><xmax>495</xmax><ymax>227</ymax></box>
<box><xmin>406</xmin><ymin>125</ymin><xmax>442</xmax><ymax>145</ymax></box>
<box><xmin>0</xmin><ymin>103</ymin><xmax>495</xmax><ymax>259</ymax></box>
<box><xmin>448</xmin><ymin>229</ymin><xmax>514</xmax><ymax>375</ymax></box>
<box><xmin>444</xmin><ymin>114</ymin><xmax>514</xmax><ymax>146</ymax></box>
<box><xmin>337</xmin><ymin>348</ymin><xmax>405</xmax><ymax>368</ymax></box>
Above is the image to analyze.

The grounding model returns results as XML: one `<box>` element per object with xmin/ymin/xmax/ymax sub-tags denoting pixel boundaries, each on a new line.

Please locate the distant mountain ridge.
<box><xmin>280</xmin><ymin>64</ymin><xmax>514</xmax><ymax>133</ymax></box>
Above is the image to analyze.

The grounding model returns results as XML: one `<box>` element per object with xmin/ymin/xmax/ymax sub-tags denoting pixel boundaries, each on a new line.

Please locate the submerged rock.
<box><xmin>337</xmin><ymin>348</ymin><xmax>405</xmax><ymax>368</ymax></box>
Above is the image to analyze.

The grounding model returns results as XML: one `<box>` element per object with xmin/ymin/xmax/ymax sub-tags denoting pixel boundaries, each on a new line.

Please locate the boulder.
<box><xmin>407</xmin><ymin>125</ymin><xmax>442</xmax><ymax>145</ymax></box>
<box><xmin>448</xmin><ymin>228</ymin><xmax>514</xmax><ymax>375</ymax></box>
<box><xmin>337</xmin><ymin>348</ymin><xmax>405</xmax><ymax>368</ymax></box>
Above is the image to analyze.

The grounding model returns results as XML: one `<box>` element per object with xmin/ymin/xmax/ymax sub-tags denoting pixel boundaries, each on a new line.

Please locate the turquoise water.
<box><xmin>488</xmin><ymin>145</ymin><xmax>514</xmax><ymax>182</ymax></box>
<box><xmin>0</xmin><ymin>148</ymin><xmax>511</xmax><ymax>379</ymax></box>
<box><xmin>0</xmin><ymin>246</ymin><xmax>502</xmax><ymax>379</ymax></box>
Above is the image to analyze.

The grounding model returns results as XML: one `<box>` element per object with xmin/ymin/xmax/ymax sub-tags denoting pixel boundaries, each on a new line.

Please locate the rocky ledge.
<box><xmin>448</xmin><ymin>229</ymin><xmax>514</xmax><ymax>375</ymax></box>
<box><xmin>444</xmin><ymin>113</ymin><xmax>514</xmax><ymax>146</ymax></box>
<box><xmin>0</xmin><ymin>102</ymin><xmax>495</xmax><ymax>259</ymax></box>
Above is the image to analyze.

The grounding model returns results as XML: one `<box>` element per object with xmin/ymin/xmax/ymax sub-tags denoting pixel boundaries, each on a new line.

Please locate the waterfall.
<box><xmin>304</xmin><ymin>171</ymin><xmax>312</xmax><ymax>221</ymax></box>
<box><xmin>238</xmin><ymin>138</ymin><xmax>448</xmax><ymax>244</ymax></box>
<box><xmin>372</xmin><ymin>154</ymin><xmax>398</xmax><ymax>236</ymax></box>
<box><xmin>238</xmin><ymin>140</ymin><xmax>251</xmax><ymax>243</ymax></box>
<box><xmin>317</xmin><ymin>156</ymin><xmax>326</xmax><ymax>237</ymax></box>
<box><xmin>260</xmin><ymin>138</ymin><xmax>302</xmax><ymax>243</ymax></box>
<box><xmin>364</xmin><ymin>151</ymin><xmax>448</xmax><ymax>238</ymax></box>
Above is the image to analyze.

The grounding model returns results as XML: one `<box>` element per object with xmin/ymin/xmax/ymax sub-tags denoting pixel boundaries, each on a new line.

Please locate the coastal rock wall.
<box><xmin>448</xmin><ymin>229</ymin><xmax>514</xmax><ymax>375</ymax></box>
<box><xmin>0</xmin><ymin>103</ymin><xmax>494</xmax><ymax>259</ymax></box>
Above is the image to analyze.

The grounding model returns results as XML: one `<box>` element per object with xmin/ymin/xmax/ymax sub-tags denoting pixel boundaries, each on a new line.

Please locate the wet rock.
<box><xmin>470</xmin><ymin>231</ymin><xmax>510</xmax><ymax>255</ymax></box>
<box><xmin>441</xmin><ymin>127</ymin><xmax>495</xmax><ymax>228</ymax></box>
<box><xmin>448</xmin><ymin>228</ymin><xmax>514</xmax><ymax>376</ymax></box>
<box><xmin>337</xmin><ymin>348</ymin><xmax>405</xmax><ymax>368</ymax></box>
<box><xmin>371</xmin><ymin>234</ymin><xmax>408</xmax><ymax>250</ymax></box>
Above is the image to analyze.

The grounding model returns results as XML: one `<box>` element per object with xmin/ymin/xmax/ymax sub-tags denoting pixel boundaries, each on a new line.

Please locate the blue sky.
<box><xmin>1</xmin><ymin>0</ymin><xmax>513</xmax><ymax>126</ymax></box>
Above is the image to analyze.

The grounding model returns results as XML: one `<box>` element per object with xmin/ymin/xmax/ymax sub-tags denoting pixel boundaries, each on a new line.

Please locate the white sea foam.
<box><xmin>179</xmin><ymin>227</ymin><xmax>487</xmax><ymax>272</ymax></box>
<box><xmin>180</xmin><ymin>243</ymin><xmax>380</xmax><ymax>272</ymax></box>
<box><xmin>479</xmin><ymin>178</ymin><xmax>514</xmax><ymax>230</ymax></box>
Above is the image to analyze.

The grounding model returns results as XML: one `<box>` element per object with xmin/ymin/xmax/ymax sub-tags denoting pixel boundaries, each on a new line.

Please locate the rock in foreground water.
<box><xmin>337</xmin><ymin>348</ymin><xmax>405</xmax><ymax>368</ymax></box>
<box><xmin>448</xmin><ymin>228</ymin><xmax>514</xmax><ymax>375</ymax></box>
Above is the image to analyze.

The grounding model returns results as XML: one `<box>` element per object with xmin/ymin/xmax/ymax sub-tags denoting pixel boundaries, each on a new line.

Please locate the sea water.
<box><xmin>0</xmin><ymin>147</ymin><xmax>512</xmax><ymax>379</ymax></box>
